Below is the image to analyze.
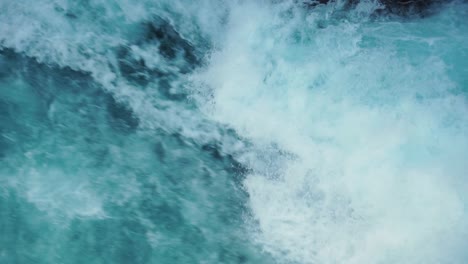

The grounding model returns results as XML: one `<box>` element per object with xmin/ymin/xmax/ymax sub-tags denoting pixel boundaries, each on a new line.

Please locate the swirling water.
<box><xmin>0</xmin><ymin>0</ymin><xmax>468</xmax><ymax>263</ymax></box>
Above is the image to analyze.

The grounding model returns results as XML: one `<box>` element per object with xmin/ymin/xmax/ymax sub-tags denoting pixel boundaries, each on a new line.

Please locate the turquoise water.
<box><xmin>1</xmin><ymin>0</ymin><xmax>468</xmax><ymax>263</ymax></box>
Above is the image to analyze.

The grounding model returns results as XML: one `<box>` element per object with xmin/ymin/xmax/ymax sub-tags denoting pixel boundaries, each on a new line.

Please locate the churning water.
<box><xmin>1</xmin><ymin>0</ymin><xmax>468</xmax><ymax>263</ymax></box>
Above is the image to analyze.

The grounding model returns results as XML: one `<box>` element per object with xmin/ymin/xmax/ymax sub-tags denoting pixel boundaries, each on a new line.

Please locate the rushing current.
<box><xmin>1</xmin><ymin>0</ymin><xmax>468</xmax><ymax>263</ymax></box>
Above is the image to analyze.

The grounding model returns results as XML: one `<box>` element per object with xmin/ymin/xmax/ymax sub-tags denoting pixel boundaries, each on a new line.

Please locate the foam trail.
<box><xmin>192</xmin><ymin>1</ymin><xmax>468</xmax><ymax>263</ymax></box>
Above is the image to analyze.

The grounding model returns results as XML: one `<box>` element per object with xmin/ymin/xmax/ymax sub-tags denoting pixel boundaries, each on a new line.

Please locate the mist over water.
<box><xmin>1</xmin><ymin>0</ymin><xmax>468</xmax><ymax>263</ymax></box>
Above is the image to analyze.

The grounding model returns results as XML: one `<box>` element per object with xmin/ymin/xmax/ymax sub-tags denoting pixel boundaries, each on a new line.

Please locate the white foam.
<box><xmin>23</xmin><ymin>167</ymin><xmax>105</xmax><ymax>219</ymax></box>
<box><xmin>192</xmin><ymin>1</ymin><xmax>468</xmax><ymax>263</ymax></box>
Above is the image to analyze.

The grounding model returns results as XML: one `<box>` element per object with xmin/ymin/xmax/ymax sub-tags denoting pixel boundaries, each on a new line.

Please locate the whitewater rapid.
<box><xmin>1</xmin><ymin>0</ymin><xmax>468</xmax><ymax>263</ymax></box>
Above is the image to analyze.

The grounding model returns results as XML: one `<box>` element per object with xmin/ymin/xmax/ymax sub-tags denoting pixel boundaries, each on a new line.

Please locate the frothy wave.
<box><xmin>192</xmin><ymin>1</ymin><xmax>468</xmax><ymax>263</ymax></box>
<box><xmin>1</xmin><ymin>0</ymin><xmax>468</xmax><ymax>263</ymax></box>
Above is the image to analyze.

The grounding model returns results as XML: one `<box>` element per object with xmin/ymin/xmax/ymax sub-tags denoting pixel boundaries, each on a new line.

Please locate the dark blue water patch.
<box><xmin>115</xmin><ymin>45</ymin><xmax>189</xmax><ymax>101</ymax></box>
<box><xmin>106</xmin><ymin>95</ymin><xmax>140</xmax><ymax>133</ymax></box>
<box><xmin>115</xmin><ymin>45</ymin><xmax>155</xmax><ymax>87</ymax></box>
<box><xmin>375</xmin><ymin>0</ymin><xmax>453</xmax><ymax>18</ymax></box>
<box><xmin>304</xmin><ymin>0</ymin><xmax>455</xmax><ymax>18</ymax></box>
<box><xmin>114</xmin><ymin>17</ymin><xmax>201</xmax><ymax>102</ymax></box>
<box><xmin>143</xmin><ymin>17</ymin><xmax>201</xmax><ymax>68</ymax></box>
<box><xmin>0</xmin><ymin>52</ymin><xmax>12</xmax><ymax>79</ymax></box>
<box><xmin>201</xmin><ymin>142</ymin><xmax>251</xmax><ymax>184</ymax></box>
<box><xmin>115</xmin><ymin>51</ymin><xmax>188</xmax><ymax>102</ymax></box>
<box><xmin>0</xmin><ymin>100</ymin><xmax>11</xmax><ymax>158</ymax></box>
<box><xmin>115</xmin><ymin>16</ymin><xmax>201</xmax><ymax>83</ymax></box>
<box><xmin>0</xmin><ymin>136</ymin><xmax>7</xmax><ymax>159</ymax></box>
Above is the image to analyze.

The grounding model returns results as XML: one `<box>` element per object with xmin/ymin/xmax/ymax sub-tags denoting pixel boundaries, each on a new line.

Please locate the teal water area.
<box><xmin>1</xmin><ymin>0</ymin><xmax>468</xmax><ymax>263</ymax></box>
<box><xmin>0</xmin><ymin>51</ymin><xmax>270</xmax><ymax>263</ymax></box>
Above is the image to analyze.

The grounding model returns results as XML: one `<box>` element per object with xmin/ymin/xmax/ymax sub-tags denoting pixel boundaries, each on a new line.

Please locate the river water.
<box><xmin>1</xmin><ymin>0</ymin><xmax>468</xmax><ymax>263</ymax></box>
